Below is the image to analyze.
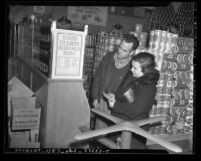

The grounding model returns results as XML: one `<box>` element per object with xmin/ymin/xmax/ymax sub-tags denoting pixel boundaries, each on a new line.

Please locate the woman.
<box><xmin>103</xmin><ymin>52</ymin><xmax>160</xmax><ymax>149</ymax></box>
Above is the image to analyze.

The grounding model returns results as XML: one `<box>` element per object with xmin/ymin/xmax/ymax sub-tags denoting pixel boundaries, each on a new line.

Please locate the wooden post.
<box><xmin>120</xmin><ymin>131</ymin><xmax>132</xmax><ymax>149</ymax></box>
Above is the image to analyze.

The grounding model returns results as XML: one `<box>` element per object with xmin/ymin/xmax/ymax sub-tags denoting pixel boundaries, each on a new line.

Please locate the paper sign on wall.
<box><xmin>67</xmin><ymin>6</ymin><xmax>108</xmax><ymax>26</ymax></box>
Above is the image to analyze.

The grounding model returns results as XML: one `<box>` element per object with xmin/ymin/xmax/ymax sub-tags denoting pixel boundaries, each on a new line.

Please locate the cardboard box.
<box><xmin>8</xmin><ymin>77</ymin><xmax>34</xmax><ymax>117</ymax></box>
<box><xmin>9</xmin><ymin>129</ymin><xmax>40</xmax><ymax>148</ymax></box>
<box><xmin>11</xmin><ymin>97</ymin><xmax>41</xmax><ymax>130</ymax></box>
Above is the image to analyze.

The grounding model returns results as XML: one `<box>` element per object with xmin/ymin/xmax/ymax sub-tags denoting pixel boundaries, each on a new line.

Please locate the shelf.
<box><xmin>146</xmin><ymin>132</ymin><xmax>192</xmax><ymax>145</ymax></box>
<box><xmin>17</xmin><ymin>56</ymin><xmax>48</xmax><ymax>82</ymax></box>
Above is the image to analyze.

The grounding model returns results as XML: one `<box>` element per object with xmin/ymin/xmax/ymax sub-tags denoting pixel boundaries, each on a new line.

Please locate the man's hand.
<box><xmin>103</xmin><ymin>92</ymin><xmax>116</xmax><ymax>108</ymax></box>
<box><xmin>93</xmin><ymin>99</ymin><xmax>100</xmax><ymax>109</ymax></box>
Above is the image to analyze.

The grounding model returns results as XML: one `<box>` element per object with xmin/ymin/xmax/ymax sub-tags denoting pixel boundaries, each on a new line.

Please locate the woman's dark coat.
<box><xmin>112</xmin><ymin>68</ymin><xmax>160</xmax><ymax>121</ymax></box>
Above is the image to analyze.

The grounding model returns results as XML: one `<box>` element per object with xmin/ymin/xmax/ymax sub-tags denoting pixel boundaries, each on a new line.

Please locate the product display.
<box><xmin>148</xmin><ymin>33</ymin><xmax>193</xmax><ymax>136</ymax></box>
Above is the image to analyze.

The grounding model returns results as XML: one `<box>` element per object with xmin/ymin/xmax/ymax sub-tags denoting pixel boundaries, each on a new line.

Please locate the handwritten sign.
<box><xmin>55</xmin><ymin>33</ymin><xmax>82</xmax><ymax>76</ymax></box>
<box><xmin>67</xmin><ymin>6</ymin><xmax>108</xmax><ymax>26</ymax></box>
<box><xmin>12</xmin><ymin>108</ymin><xmax>41</xmax><ymax>130</ymax></box>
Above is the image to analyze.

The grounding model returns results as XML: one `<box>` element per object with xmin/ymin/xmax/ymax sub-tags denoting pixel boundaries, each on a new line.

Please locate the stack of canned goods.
<box><xmin>148</xmin><ymin>32</ymin><xmax>193</xmax><ymax>136</ymax></box>
<box><xmin>92</xmin><ymin>31</ymin><xmax>123</xmax><ymax>74</ymax></box>
<box><xmin>129</xmin><ymin>24</ymin><xmax>148</xmax><ymax>50</ymax></box>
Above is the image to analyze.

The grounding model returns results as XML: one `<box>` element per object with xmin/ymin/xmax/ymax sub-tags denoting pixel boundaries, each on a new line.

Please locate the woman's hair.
<box><xmin>131</xmin><ymin>52</ymin><xmax>156</xmax><ymax>74</ymax></box>
<box><xmin>123</xmin><ymin>34</ymin><xmax>139</xmax><ymax>50</ymax></box>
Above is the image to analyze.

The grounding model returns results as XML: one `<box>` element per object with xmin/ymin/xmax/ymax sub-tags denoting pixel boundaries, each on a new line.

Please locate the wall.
<box><xmin>51</xmin><ymin>6</ymin><xmax>147</xmax><ymax>34</ymax></box>
<box><xmin>10</xmin><ymin>6</ymin><xmax>149</xmax><ymax>33</ymax></box>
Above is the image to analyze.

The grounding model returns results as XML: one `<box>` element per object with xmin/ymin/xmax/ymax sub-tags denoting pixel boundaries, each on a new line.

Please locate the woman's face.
<box><xmin>131</xmin><ymin>61</ymin><xmax>144</xmax><ymax>78</ymax></box>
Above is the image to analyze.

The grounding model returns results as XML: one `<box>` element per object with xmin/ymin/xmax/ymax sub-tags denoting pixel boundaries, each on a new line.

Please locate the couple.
<box><xmin>91</xmin><ymin>34</ymin><xmax>160</xmax><ymax>149</ymax></box>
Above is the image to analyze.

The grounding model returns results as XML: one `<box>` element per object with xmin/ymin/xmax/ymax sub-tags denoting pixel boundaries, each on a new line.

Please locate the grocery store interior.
<box><xmin>7</xmin><ymin>2</ymin><xmax>195</xmax><ymax>154</ymax></box>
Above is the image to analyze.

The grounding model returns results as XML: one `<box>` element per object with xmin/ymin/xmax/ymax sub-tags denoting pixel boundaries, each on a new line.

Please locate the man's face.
<box><xmin>117</xmin><ymin>40</ymin><xmax>133</xmax><ymax>60</ymax></box>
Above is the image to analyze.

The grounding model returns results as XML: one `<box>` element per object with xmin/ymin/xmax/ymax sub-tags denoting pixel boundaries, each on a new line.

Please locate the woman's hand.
<box><xmin>103</xmin><ymin>92</ymin><xmax>116</xmax><ymax>108</ymax></box>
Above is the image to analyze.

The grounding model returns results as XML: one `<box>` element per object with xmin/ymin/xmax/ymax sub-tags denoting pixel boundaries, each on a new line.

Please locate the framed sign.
<box><xmin>67</xmin><ymin>6</ymin><xmax>108</xmax><ymax>26</ymax></box>
<box><xmin>51</xmin><ymin>21</ymin><xmax>88</xmax><ymax>79</ymax></box>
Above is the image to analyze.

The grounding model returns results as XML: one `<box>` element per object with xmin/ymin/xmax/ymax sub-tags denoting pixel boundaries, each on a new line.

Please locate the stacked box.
<box><xmin>8</xmin><ymin>77</ymin><xmax>41</xmax><ymax>148</ymax></box>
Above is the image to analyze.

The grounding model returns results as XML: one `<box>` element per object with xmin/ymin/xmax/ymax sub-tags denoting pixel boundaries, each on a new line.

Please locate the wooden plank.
<box><xmin>79</xmin><ymin>125</ymin><xmax>117</xmax><ymax>149</ymax></box>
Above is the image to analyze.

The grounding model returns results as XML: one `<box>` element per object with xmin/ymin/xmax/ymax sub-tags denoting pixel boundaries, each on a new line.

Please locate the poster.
<box><xmin>55</xmin><ymin>33</ymin><xmax>82</xmax><ymax>76</ymax></box>
<box><xmin>67</xmin><ymin>6</ymin><xmax>108</xmax><ymax>26</ymax></box>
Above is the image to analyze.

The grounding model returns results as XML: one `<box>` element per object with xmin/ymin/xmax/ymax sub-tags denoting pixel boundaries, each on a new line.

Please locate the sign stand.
<box><xmin>35</xmin><ymin>22</ymin><xmax>90</xmax><ymax>148</ymax></box>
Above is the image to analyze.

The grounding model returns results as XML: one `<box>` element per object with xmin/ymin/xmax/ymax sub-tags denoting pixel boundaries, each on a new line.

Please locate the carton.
<box><xmin>11</xmin><ymin>97</ymin><xmax>41</xmax><ymax>130</ymax></box>
<box><xmin>8</xmin><ymin>77</ymin><xmax>34</xmax><ymax>117</ymax></box>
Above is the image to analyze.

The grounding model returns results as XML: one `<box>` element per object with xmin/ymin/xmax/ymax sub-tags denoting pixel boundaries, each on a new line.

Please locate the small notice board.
<box><xmin>51</xmin><ymin>21</ymin><xmax>88</xmax><ymax>79</ymax></box>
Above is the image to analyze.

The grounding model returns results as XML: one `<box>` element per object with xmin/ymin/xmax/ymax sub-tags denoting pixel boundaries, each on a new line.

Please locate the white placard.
<box><xmin>67</xmin><ymin>6</ymin><xmax>108</xmax><ymax>26</ymax></box>
<box><xmin>12</xmin><ymin>108</ymin><xmax>41</xmax><ymax>130</ymax></box>
<box><xmin>51</xmin><ymin>22</ymin><xmax>88</xmax><ymax>79</ymax></box>
<box><xmin>55</xmin><ymin>33</ymin><xmax>82</xmax><ymax>76</ymax></box>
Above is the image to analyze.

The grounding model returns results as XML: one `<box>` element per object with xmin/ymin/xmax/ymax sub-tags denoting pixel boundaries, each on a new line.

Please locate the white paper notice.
<box><xmin>56</xmin><ymin>33</ymin><xmax>82</xmax><ymax>76</ymax></box>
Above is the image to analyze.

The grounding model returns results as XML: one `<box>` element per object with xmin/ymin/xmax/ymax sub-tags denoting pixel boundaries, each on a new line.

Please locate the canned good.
<box><xmin>129</xmin><ymin>31</ymin><xmax>135</xmax><ymax>35</ymax></box>
<box><xmin>166</xmin><ymin>80</ymin><xmax>173</xmax><ymax>88</ymax></box>
<box><xmin>172</xmin><ymin>89</ymin><xmax>179</xmax><ymax>99</ymax></box>
<box><xmin>149</xmin><ymin>126</ymin><xmax>155</xmax><ymax>134</ymax></box>
<box><xmin>171</xmin><ymin>99</ymin><xmax>189</xmax><ymax>106</ymax></box>
<box><xmin>178</xmin><ymin>89</ymin><xmax>185</xmax><ymax>99</ymax></box>
<box><xmin>160</xmin><ymin>126</ymin><xmax>167</xmax><ymax>135</ymax></box>
<box><xmin>149</xmin><ymin>30</ymin><xmax>155</xmax><ymax>42</ymax></box>
<box><xmin>109</xmin><ymin>36</ymin><xmax>116</xmax><ymax>44</ymax></box>
<box><xmin>162</xmin><ymin>115</ymin><xmax>172</xmax><ymax>125</ymax></box>
<box><xmin>149</xmin><ymin>106</ymin><xmax>157</xmax><ymax>117</ymax></box>
<box><xmin>154</xmin><ymin>126</ymin><xmax>161</xmax><ymax>135</ymax></box>
<box><xmin>156</xmin><ymin>107</ymin><xmax>163</xmax><ymax>116</ymax></box>
<box><xmin>171</xmin><ymin>33</ymin><xmax>179</xmax><ymax>46</ymax></box>
<box><xmin>159</xmin><ymin>41</ymin><xmax>166</xmax><ymax>52</ymax></box>
<box><xmin>148</xmin><ymin>30</ymin><xmax>154</xmax><ymax>50</ymax></box>
<box><xmin>188</xmin><ymin>55</ymin><xmax>193</xmax><ymax>64</ymax></box>
<box><xmin>161</xmin><ymin>61</ymin><xmax>167</xmax><ymax>71</ymax></box>
<box><xmin>171</xmin><ymin>45</ymin><xmax>179</xmax><ymax>54</ymax></box>
<box><xmin>166</xmin><ymin>125</ymin><xmax>174</xmax><ymax>135</ymax></box>
<box><xmin>161</xmin><ymin>107</ymin><xmax>170</xmax><ymax>116</ymax></box>
<box><xmin>138</xmin><ymin>40</ymin><xmax>147</xmax><ymax>49</ymax></box>
<box><xmin>171</xmin><ymin>62</ymin><xmax>177</xmax><ymax>71</ymax></box>
<box><xmin>176</xmin><ymin>107</ymin><xmax>186</xmax><ymax>116</ymax></box>
<box><xmin>135</xmin><ymin>24</ymin><xmax>143</xmax><ymax>33</ymax></box>
<box><xmin>166</xmin><ymin>61</ymin><xmax>172</xmax><ymax>70</ymax></box>
<box><xmin>179</xmin><ymin>71</ymin><xmax>186</xmax><ymax>81</ymax></box>
<box><xmin>177</xmin><ymin>54</ymin><xmax>183</xmax><ymax>63</ymax></box>
<box><xmin>153</xmin><ymin>30</ymin><xmax>162</xmax><ymax>43</ymax></box>
<box><xmin>105</xmin><ymin>37</ymin><xmax>109</xmax><ymax>44</ymax></box>
<box><xmin>104</xmin><ymin>45</ymin><xmax>108</xmax><ymax>51</ymax></box>
<box><xmin>157</xmin><ymin>86</ymin><xmax>163</xmax><ymax>94</ymax></box>
<box><xmin>108</xmin><ymin>45</ymin><xmax>114</xmax><ymax>52</ymax></box>
<box><xmin>165</xmin><ymin>32</ymin><xmax>172</xmax><ymax>53</ymax></box>
<box><xmin>170</xmin><ymin>107</ymin><xmax>177</xmax><ymax>116</ymax></box>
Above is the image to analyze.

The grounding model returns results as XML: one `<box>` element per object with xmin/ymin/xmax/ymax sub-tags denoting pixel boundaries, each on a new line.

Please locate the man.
<box><xmin>91</xmin><ymin>34</ymin><xmax>139</xmax><ymax>130</ymax></box>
